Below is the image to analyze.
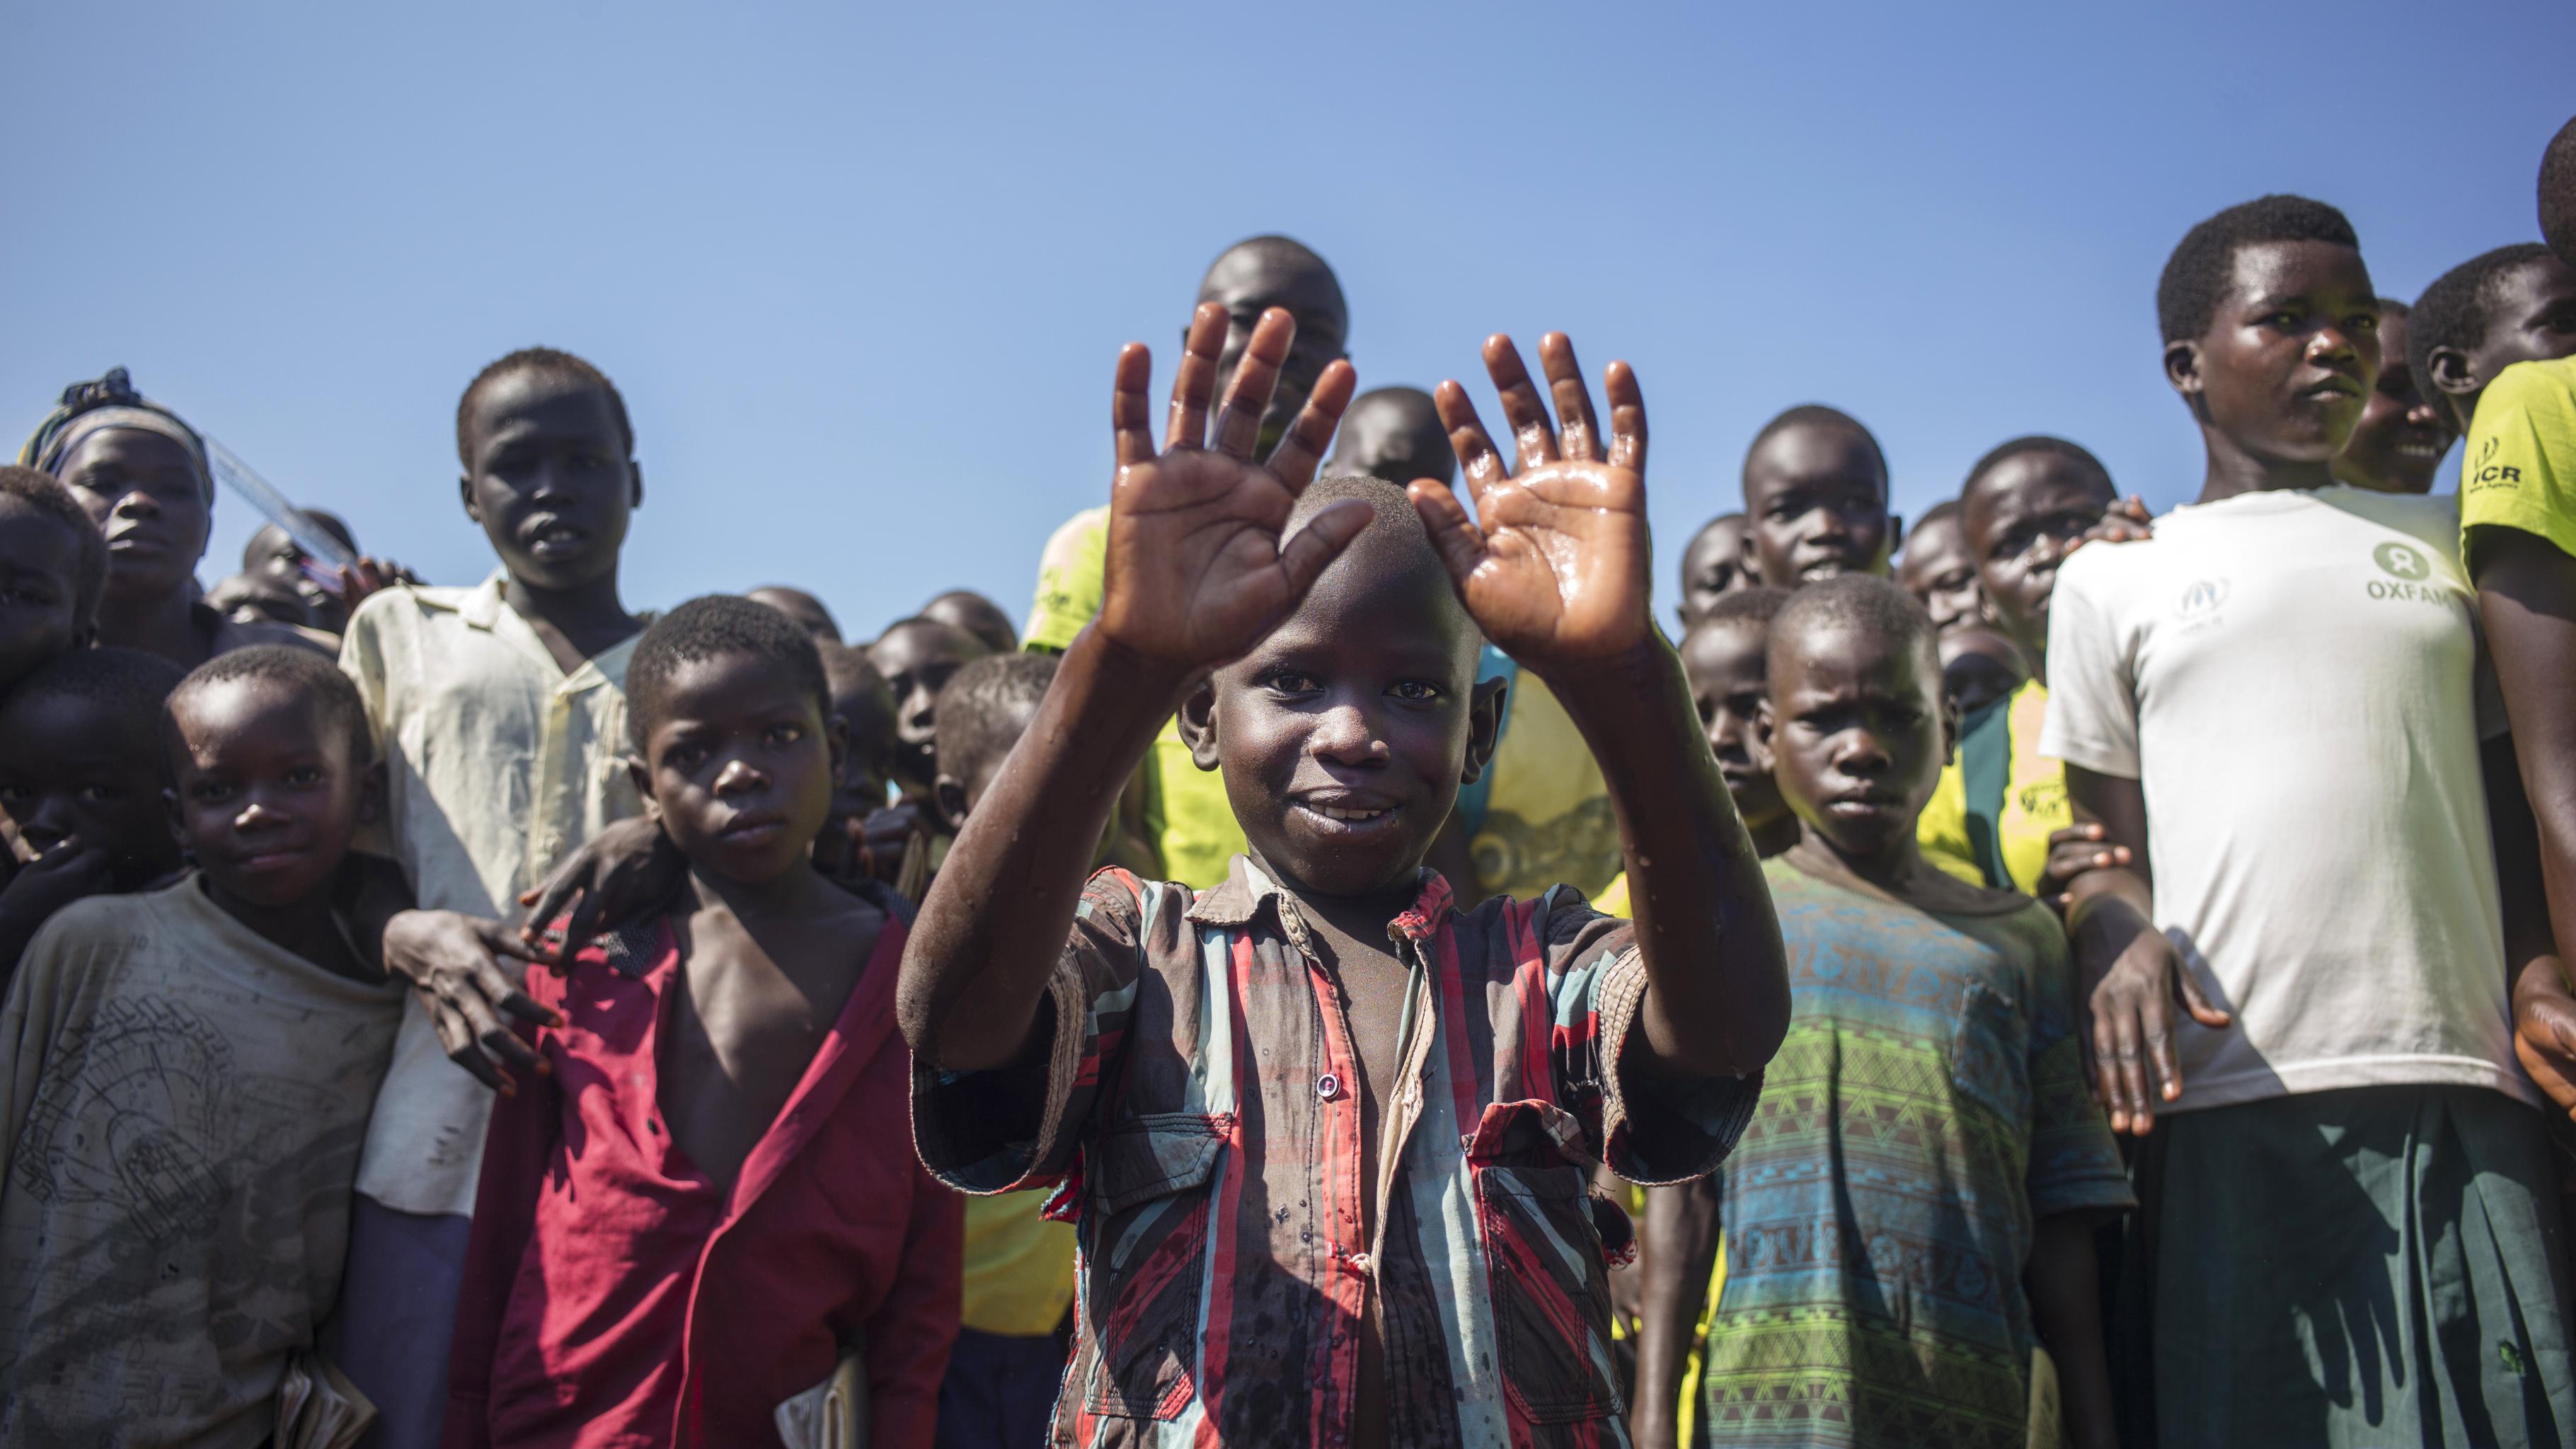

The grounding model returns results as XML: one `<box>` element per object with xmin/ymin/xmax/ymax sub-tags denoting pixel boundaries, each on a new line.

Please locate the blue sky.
<box><xmin>6</xmin><ymin>0</ymin><xmax>2570</xmax><ymax>640</ymax></box>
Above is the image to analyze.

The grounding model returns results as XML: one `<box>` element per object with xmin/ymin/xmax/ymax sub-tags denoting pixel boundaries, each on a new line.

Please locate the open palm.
<box><xmin>1096</xmin><ymin>303</ymin><xmax>1367</xmax><ymax>670</ymax></box>
<box><xmin>1410</xmin><ymin>333</ymin><xmax>1654</xmax><ymax>673</ymax></box>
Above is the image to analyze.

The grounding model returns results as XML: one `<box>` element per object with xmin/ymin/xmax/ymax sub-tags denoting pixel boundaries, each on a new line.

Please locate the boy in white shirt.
<box><xmin>2045</xmin><ymin>194</ymin><xmax>2573</xmax><ymax>1446</ymax></box>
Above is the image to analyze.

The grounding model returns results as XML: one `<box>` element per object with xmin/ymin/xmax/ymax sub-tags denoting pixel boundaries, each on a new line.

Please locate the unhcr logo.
<box><xmin>2177</xmin><ymin>577</ymin><xmax>2227</xmax><ymax>614</ymax></box>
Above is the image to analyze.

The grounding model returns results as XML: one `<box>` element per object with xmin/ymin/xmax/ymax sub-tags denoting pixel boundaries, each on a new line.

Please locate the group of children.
<box><xmin>3</xmin><ymin>116</ymin><xmax>2576</xmax><ymax>1449</ymax></box>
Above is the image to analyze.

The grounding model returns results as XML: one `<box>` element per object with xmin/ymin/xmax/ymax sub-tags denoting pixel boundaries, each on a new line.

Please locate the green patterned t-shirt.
<box><xmin>1691</xmin><ymin>859</ymin><xmax>2130</xmax><ymax>1448</ymax></box>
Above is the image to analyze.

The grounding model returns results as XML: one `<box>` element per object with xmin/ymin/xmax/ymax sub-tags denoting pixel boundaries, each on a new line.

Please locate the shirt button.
<box><xmin>1316</xmin><ymin>1073</ymin><xmax>1342</xmax><ymax>1102</ymax></box>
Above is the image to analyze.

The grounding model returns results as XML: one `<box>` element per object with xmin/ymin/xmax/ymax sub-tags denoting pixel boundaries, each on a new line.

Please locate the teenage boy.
<box><xmin>1650</xmin><ymin>578</ymin><xmax>2127</xmax><ymax>1449</ymax></box>
<box><xmin>2046</xmin><ymin>194</ymin><xmax>2574</xmax><ymax>1445</ymax></box>
<box><xmin>25</xmin><ymin>369</ymin><xmax>326</xmax><ymax>668</ymax></box>
<box><xmin>446</xmin><ymin>598</ymin><xmax>958</xmax><ymax>1449</ymax></box>
<box><xmin>1894</xmin><ymin>499</ymin><xmax>1979</xmax><ymax>634</ymax></box>
<box><xmin>241</xmin><ymin>508</ymin><xmax>378</xmax><ymax>635</ymax></box>
<box><xmin>0</xmin><ymin>646</ymin><xmax>405</xmax><ymax>1444</ymax></box>
<box><xmin>866</xmin><ymin>615</ymin><xmax>994</xmax><ymax>896</ymax></box>
<box><xmin>1677</xmin><ymin>512</ymin><xmax>1754</xmax><ymax>626</ymax></box>
<box><xmin>0</xmin><ymin>649</ymin><xmax>189</xmax><ymax>978</ymax></box>
<box><xmin>2459</xmin><ymin>120</ymin><xmax>2576</xmax><ymax>1116</ymax></box>
<box><xmin>1738</xmin><ymin>405</ymin><xmax>1899</xmax><ymax>588</ymax></box>
<box><xmin>333</xmin><ymin>346</ymin><xmax>655</xmax><ymax>1447</ymax></box>
<box><xmin>900</xmin><ymin>305</ymin><xmax>1788</xmax><ymax>1448</ymax></box>
<box><xmin>2330</xmin><ymin>299</ymin><xmax>2455</xmax><ymax>495</ymax></box>
<box><xmin>1918</xmin><ymin>437</ymin><xmax>2126</xmax><ymax>897</ymax></box>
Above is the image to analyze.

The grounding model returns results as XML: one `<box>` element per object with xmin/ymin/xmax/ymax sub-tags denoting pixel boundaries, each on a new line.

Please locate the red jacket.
<box><xmin>444</xmin><ymin>905</ymin><xmax>959</xmax><ymax>1449</ymax></box>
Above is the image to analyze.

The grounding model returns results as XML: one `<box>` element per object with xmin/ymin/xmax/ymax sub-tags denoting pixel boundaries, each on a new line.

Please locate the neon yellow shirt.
<box><xmin>1917</xmin><ymin>679</ymin><xmax>2065</xmax><ymax>896</ymax></box>
<box><xmin>1467</xmin><ymin>662</ymin><xmax>1621</xmax><ymax>902</ymax></box>
<box><xmin>2461</xmin><ymin>353</ymin><xmax>2576</xmax><ymax>567</ymax></box>
<box><xmin>959</xmin><ymin>1194</ymin><xmax>1076</xmax><ymax>1337</ymax></box>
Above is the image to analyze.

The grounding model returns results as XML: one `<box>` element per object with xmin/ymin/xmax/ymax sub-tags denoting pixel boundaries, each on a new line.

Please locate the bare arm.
<box><xmin>898</xmin><ymin>303</ymin><xmax>1364</xmax><ymax>1071</ymax></box>
<box><xmin>1632</xmin><ymin>1177</ymin><xmax>1721</xmax><ymax>1449</ymax></box>
<box><xmin>2023</xmin><ymin>1213</ymin><xmax>2117</xmax><ymax>1449</ymax></box>
<box><xmin>2061</xmin><ymin>766</ymin><xmax>2229</xmax><ymax>1135</ymax></box>
<box><xmin>2478</xmin><ymin>532</ymin><xmax>2576</xmax><ymax>1114</ymax></box>
<box><xmin>1412</xmin><ymin>334</ymin><xmax>1787</xmax><ymax>1078</ymax></box>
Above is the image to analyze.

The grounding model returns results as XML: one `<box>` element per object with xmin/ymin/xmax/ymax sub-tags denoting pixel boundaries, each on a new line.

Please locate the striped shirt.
<box><xmin>914</xmin><ymin>858</ymin><xmax>1762</xmax><ymax>1449</ymax></box>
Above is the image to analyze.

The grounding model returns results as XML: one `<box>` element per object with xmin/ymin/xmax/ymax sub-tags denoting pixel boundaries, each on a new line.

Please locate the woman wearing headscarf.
<box><xmin>23</xmin><ymin>368</ymin><xmax>333</xmax><ymax>668</ymax></box>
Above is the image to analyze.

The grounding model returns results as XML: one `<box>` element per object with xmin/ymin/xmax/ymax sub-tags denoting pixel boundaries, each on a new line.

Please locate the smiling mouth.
<box><xmin>2395</xmin><ymin>437</ymin><xmax>2446</xmax><ymax>460</ymax></box>
<box><xmin>1292</xmin><ymin>796</ymin><xmax>1403</xmax><ymax>831</ymax></box>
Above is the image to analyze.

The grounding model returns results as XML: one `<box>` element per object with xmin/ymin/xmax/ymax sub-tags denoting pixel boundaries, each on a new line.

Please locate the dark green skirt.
<box><xmin>2115</xmin><ymin>1085</ymin><xmax>2575</xmax><ymax>1448</ymax></box>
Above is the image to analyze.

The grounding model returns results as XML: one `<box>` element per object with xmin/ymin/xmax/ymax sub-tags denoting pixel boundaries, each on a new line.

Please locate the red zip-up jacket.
<box><xmin>444</xmin><ymin>903</ymin><xmax>960</xmax><ymax>1448</ymax></box>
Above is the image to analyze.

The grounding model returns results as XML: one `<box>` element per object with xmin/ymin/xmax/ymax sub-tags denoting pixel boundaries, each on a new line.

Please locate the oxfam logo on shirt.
<box><xmin>2367</xmin><ymin>541</ymin><xmax>2444</xmax><ymax>603</ymax></box>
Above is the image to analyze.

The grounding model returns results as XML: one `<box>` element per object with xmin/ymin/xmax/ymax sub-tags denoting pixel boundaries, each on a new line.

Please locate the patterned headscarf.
<box><xmin>20</xmin><ymin>367</ymin><xmax>213</xmax><ymax>502</ymax></box>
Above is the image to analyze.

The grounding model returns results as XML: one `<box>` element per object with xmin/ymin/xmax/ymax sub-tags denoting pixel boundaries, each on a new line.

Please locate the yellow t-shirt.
<box><xmin>1917</xmin><ymin>679</ymin><xmax>2065</xmax><ymax>896</ymax></box>
<box><xmin>2461</xmin><ymin>353</ymin><xmax>2576</xmax><ymax>567</ymax></box>
<box><xmin>1470</xmin><ymin>669</ymin><xmax>1621</xmax><ymax>902</ymax></box>
<box><xmin>1592</xmin><ymin>871</ymin><xmax>1631</xmax><ymax>918</ymax></box>
<box><xmin>959</xmin><ymin>1194</ymin><xmax>1076</xmax><ymax>1337</ymax></box>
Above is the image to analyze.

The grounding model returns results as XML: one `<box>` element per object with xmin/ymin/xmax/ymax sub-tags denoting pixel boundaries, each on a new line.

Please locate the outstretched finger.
<box><xmin>1604</xmin><ymin>360</ymin><xmax>1648</xmax><ymax>476</ymax></box>
<box><xmin>1480</xmin><ymin>335</ymin><xmax>1559</xmax><ymax>474</ymax></box>
<box><xmin>1164</xmin><ymin>302</ymin><xmax>1229</xmax><ymax>452</ymax></box>
<box><xmin>1265</xmin><ymin>359</ymin><xmax>1356</xmax><ymax>489</ymax></box>
<box><xmin>1272</xmin><ymin>499</ymin><xmax>1376</xmax><ymax>603</ymax></box>
<box><xmin>1212</xmin><ymin>308</ymin><xmax>1296</xmax><ymax>460</ymax></box>
<box><xmin>1538</xmin><ymin>334</ymin><xmax>1602</xmax><ymax>463</ymax></box>
<box><xmin>432</xmin><ymin>1000</ymin><xmax>510</xmax><ymax>1092</ymax></box>
<box><xmin>1435</xmin><ymin>379</ymin><xmax>1509</xmax><ymax>506</ymax></box>
<box><xmin>1112</xmin><ymin>343</ymin><xmax>1158</xmax><ymax>469</ymax></box>
<box><xmin>1408</xmin><ymin>480</ymin><xmax>1490</xmax><ymax>589</ymax></box>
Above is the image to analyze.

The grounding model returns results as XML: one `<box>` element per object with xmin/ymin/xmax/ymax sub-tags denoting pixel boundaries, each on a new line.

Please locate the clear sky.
<box><xmin>6</xmin><ymin>0</ymin><xmax>2570</xmax><ymax>640</ymax></box>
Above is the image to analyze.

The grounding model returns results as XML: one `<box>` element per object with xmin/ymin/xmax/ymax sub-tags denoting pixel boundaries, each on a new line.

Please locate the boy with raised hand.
<box><xmin>2423</xmin><ymin>137</ymin><xmax>2576</xmax><ymax>1115</ymax></box>
<box><xmin>445</xmin><ymin>598</ymin><xmax>957</xmax><ymax>1449</ymax></box>
<box><xmin>1</xmin><ymin>646</ymin><xmax>406</xmax><ymax>1445</ymax></box>
<box><xmin>901</xmin><ymin>303</ymin><xmax>1786</xmax><ymax>1448</ymax></box>
<box><xmin>1737</xmin><ymin>405</ymin><xmax>1899</xmax><ymax>589</ymax></box>
<box><xmin>2046</xmin><ymin>194</ymin><xmax>2573</xmax><ymax>1445</ymax></box>
<box><xmin>331</xmin><ymin>345</ymin><xmax>655</xmax><ymax>1448</ymax></box>
<box><xmin>1916</xmin><ymin>437</ymin><xmax>2129</xmax><ymax>898</ymax></box>
<box><xmin>1656</xmin><ymin>577</ymin><xmax>2127</xmax><ymax>1449</ymax></box>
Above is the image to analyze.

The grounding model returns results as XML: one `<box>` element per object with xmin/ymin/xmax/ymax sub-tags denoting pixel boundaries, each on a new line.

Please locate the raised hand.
<box><xmin>1097</xmin><ymin>303</ymin><xmax>1369</xmax><ymax>672</ymax></box>
<box><xmin>1409</xmin><ymin>334</ymin><xmax>1653</xmax><ymax>676</ymax></box>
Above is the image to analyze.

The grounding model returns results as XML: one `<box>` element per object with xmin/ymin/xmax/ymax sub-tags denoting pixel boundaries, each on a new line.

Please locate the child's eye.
<box><xmin>75</xmin><ymin>785</ymin><xmax>119</xmax><ymax>804</ymax></box>
<box><xmin>1388</xmin><ymin>681</ymin><xmax>1443</xmax><ymax>703</ymax></box>
<box><xmin>1262</xmin><ymin>669</ymin><xmax>1321</xmax><ymax>695</ymax></box>
<box><xmin>766</xmin><ymin>723</ymin><xmax>804</xmax><ymax>746</ymax></box>
<box><xmin>192</xmin><ymin>783</ymin><xmax>234</xmax><ymax>802</ymax></box>
<box><xmin>286</xmin><ymin>766</ymin><xmax>325</xmax><ymax>786</ymax></box>
<box><xmin>2350</xmin><ymin>313</ymin><xmax>2379</xmax><ymax>333</ymax></box>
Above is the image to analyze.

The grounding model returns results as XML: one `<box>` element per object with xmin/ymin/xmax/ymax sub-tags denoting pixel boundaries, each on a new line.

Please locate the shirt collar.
<box><xmin>457</xmin><ymin>569</ymin><xmax>510</xmax><ymax>631</ymax></box>
<box><xmin>1184</xmin><ymin>854</ymin><xmax>1456</xmax><ymax>946</ymax></box>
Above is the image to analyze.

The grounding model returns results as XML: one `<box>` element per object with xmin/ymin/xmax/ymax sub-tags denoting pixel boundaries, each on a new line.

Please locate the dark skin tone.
<box><xmin>167</xmin><ymin>677</ymin><xmax>383</xmax><ymax>979</ymax></box>
<box><xmin>243</xmin><ymin>512</ymin><xmax>368</xmax><ymax>633</ymax></box>
<box><xmin>1677</xmin><ymin>616</ymin><xmax>1798</xmax><ymax>859</ymax></box>
<box><xmin>1894</xmin><ymin>509</ymin><xmax>1979</xmax><ymax>635</ymax></box>
<box><xmin>1195</xmin><ymin>241</ymin><xmax>1350</xmax><ymax>460</ymax></box>
<box><xmin>923</xmin><ymin>590</ymin><xmax>1018</xmax><ymax>654</ymax></box>
<box><xmin>1741</xmin><ymin>424</ymin><xmax>1899</xmax><ymax>587</ymax></box>
<box><xmin>1938</xmin><ymin>625</ymin><xmax>2028</xmax><ymax>716</ymax></box>
<box><xmin>0</xmin><ymin>696</ymin><xmax>183</xmax><ymax>983</ymax></box>
<box><xmin>1676</xmin><ymin>514</ymin><xmax>1751</xmax><ymax>628</ymax></box>
<box><xmin>2454</xmin><ymin>258</ymin><xmax>2576</xmax><ymax>1119</ymax></box>
<box><xmin>870</xmin><ymin>619</ymin><xmax>993</xmax><ymax>796</ymax></box>
<box><xmin>1652</xmin><ymin>616</ymin><xmax>2116</xmax><ymax>1449</ymax></box>
<box><xmin>812</xmin><ymin>654</ymin><xmax>899</xmax><ymax>887</ymax></box>
<box><xmin>1322</xmin><ymin>386</ymin><xmax>1457</xmax><ymax>488</ymax></box>
<box><xmin>458</xmin><ymin>371</ymin><xmax>647</xmax><ymax>672</ymax></box>
<box><xmin>0</xmin><ymin>506</ymin><xmax>93</xmax><ymax>692</ymax></box>
<box><xmin>748</xmin><ymin>586</ymin><xmax>841</xmax><ymax>643</ymax></box>
<box><xmin>2331</xmin><ymin>308</ymin><xmax>2453</xmax><ymax>495</ymax></box>
<box><xmin>2164</xmin><ymin>239</ymin><xmax>2381</xmax><ymax>504</ymax></box>
<box><xmin>55</xmin><ymin>427</ymin><xmax>219</xmax><ymax>669</ymax></box>
<box><xmin>899</xmin><ymin>306</ymin><xmax>1788</xmax><ymax>1449</ymax></box>
<box><xmin>629</xmin><ymin>651</ymin><xmax>882</xmax><ymax>1187</ymax></box>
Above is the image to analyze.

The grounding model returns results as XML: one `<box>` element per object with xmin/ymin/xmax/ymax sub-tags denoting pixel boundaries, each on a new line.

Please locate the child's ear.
<box><xmin>2425</xmin><ymin>343</ymin><xmax>2480</xmax><ymax>428</ymax></box>
<box><xmin>2162</xmin><ymin>338</ymin><xmax>2205</xmax><ymax>401</ymax></box>
<box><xmin>625</xmin><ymin>756</ymin><xmax>658</xmax><ymax>821</ymax></box>
<box><xmin>1177</xmin><ymin>675</ymin><xmax>1221</xmax><ymax>771</ymax></box>
<box><xmin>933</xmin><ymin>773</ymin><xmax>970</xmax><ymax>834</ymax></box>
<box><xmin>824</xmin><ymin>712</ymin><xmax>849</xmax><ymax>780</ymax></box>
<box><xmin>1750</xmin><ymin>698</ymin><xmax>1777</xmax><ymax>774</ymax></box>
<box><xmin>459</xmin><ymin>472</ymin><xmax>481</xmax><ymax>523</ymax></box>
<box><xmin>1736</xmin><ymin>527</ymin><xmax>1761</xmax><ymax>584</ymax></box>
<box><xmin>1885</xmin><ymin>513</ymin><xmax>1905</xmax><ymax>555</ymax></box>
<box><xmin>1459</xmin><ymin>675</ymin><xmax>1510</xmax><ymax>785</ymax></box>
<box><xmin>628</xmin><ymin>458</ymin><xmax>645</xmax><ymax>511</ymax></box>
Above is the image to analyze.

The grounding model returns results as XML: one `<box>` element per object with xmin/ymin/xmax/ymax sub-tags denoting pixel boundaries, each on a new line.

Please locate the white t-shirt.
<box><xmin>2040</xmin><ymin>485</ymin><xmax>2531</xmax><ymax>1112</ymax></box>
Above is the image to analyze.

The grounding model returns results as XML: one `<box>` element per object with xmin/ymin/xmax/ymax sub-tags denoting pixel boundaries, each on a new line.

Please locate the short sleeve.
<box><xmin>2035</xmin><ymin>548</ymin><xmax>2141</xmax><ymax>778</ymax></box>
<box><xmin>1531</xmin><ymin>887</ymin><xmax>1761</xmax><ymax>1187</ymax></box>
<box><xmin>2461</xmin><ymin>359</ymin><xmax>2576</xmax><ymax>572</ymax></box>
<box><xmin>1022</xmin><ymin>506</ymin><xmax>1110</xmax><ymax>654</ymax></box>
<box><xmin>2017</xmin><ymin>907</ymin><xmax>2134</xmax><ymax>1219</ymax></box>
<box><xmin>912</xmin><ymin>867</ymin><xmax>1157</xmax><ymax>1195</ymax></box>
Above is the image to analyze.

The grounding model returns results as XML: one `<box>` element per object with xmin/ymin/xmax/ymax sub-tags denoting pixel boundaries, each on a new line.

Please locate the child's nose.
<box><xmin>714</xmin><ymin>758</ymin><xmax>767</xmax><ymax>795</ymax></box>
<box><xmin>1307</xmin><ymin>705</ymin><xmax>1388</xmax><ymax>765</ymax></box>
<box><xmin>114</xmin><ymin>489</ymin><xmax>160</xmax><ymax>519</ymax></box>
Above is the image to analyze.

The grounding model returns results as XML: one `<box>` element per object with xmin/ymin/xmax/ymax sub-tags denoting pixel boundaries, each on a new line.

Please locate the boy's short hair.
<box><xmin>1913</xmin><ymin>499</ymin><xmax>1961</xmax><ymax>533</ymax></box>
<box><xmin>2157</xmin><ymin>195</ymin><xmax>2361</xmax><ymax>344</ymax></box>
<box><xmin>1744</xmin><ymin>405</ymin><xmax>1889</xmax><ymax>485</ymax></box>
<box><xmin>2408</xmin><ymin>243</ymin><xmax>2557</xmax><ymax>398</ymax></box>
<box><xmin>1961</xmin><ymin>435</ymin><xmax>2116</xmax><ymax>499</ymax></box>
<box><xmin>165</xmin><ymin>645</ymin><xmax>374</xmax><ymax>770</ymax></box>
<box><xmin>1770</xmin><ymin>575</ymin><xmax>1940</xmax><ymax>676</ymax></box>
<box><xmin>934</xmin><ymin>653</ymin><xmax>1059</xmax><ymax>777</ymax></box>
<box><xmin>626</xmin><ymin>594</ymin><xmax>831</xmax><ymax>754</ymax></box>
<box><xmin>455</xmin><ymin>347</ymin><xmax>634</xmax><ymax>468</ymax></box>
<box><xmin>0</xmin><ymin>465</ymin><xmax>107</xmax><ymax>625</ymax></box>
<box><xmin>1701</xmin><ymin>584</ymin><xmax>1792</xmax><ymax>632</ymax></box>
<box><xmin>2542</xmin><ymin>116</ymin><xmax>2576</xmax><ymax>269</ymax></box>
<box><xmin>7</xmin><ymin>648</ymin><xmax>187</xmax><ymax>768</ymax></box>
